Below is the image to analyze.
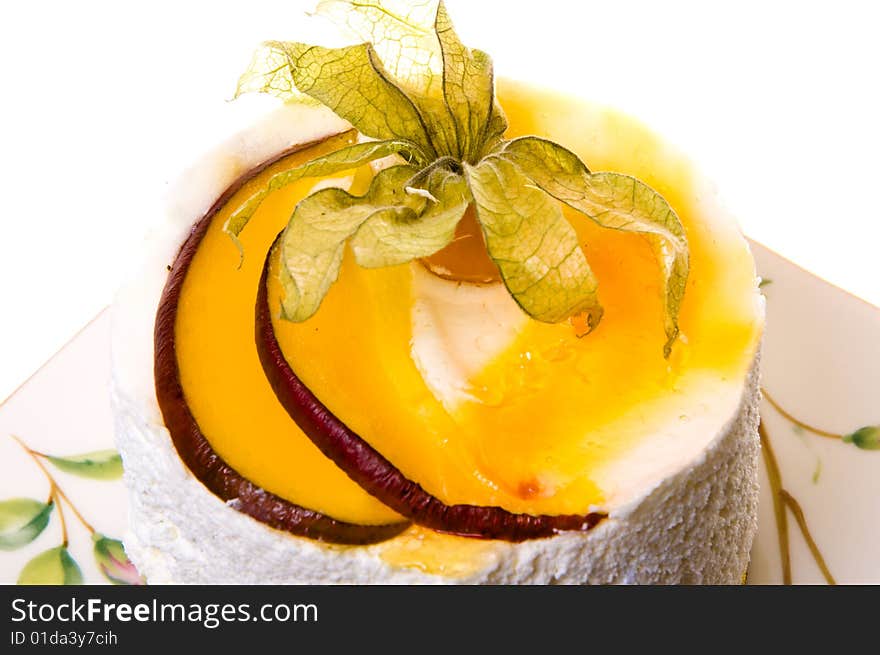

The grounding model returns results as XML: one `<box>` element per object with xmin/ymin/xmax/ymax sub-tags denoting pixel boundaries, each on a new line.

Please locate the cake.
<box><xmin>111</xmin><ymin>1</ymin><xmax>764</xmax><ymax>584</ymax></box>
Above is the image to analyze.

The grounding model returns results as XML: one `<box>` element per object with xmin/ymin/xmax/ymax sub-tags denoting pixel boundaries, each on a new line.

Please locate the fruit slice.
<box><xmin>155</xmin><ymin>133</ymin><xmax>408</xmax><ymax>544</ymax></box>
<box><xmin>254</xmin><ymin>82</ymin><xmax>763</xmax><ymax>539</ymax></box>
<box><xmin>256</xmin><ymin>243</ymin><xmax>605</xmax><ymax>540</ymax></box>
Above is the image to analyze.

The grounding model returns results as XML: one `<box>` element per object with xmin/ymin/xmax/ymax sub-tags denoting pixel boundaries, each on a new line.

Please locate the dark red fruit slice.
<box><xmin>256</xmin><ymin>243</ymin><xmax>606</xmax><ymax>542</ymax></box>
<box><xmin>154</xmin><ymin>139</ymin><xmax>409</xmax><ymax>545</ymax></box>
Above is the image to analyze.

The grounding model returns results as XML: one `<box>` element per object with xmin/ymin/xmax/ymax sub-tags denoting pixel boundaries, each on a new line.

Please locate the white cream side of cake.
<box><xmin>110</xmin><ymin>101</ymin><xmax>764</xmax><ymax>584</ymax></box>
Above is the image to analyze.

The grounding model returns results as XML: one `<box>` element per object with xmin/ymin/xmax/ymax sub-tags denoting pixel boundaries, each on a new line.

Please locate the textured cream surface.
<box><xmin>111</xmin><ymin>102</ymin><xmax>762</xmax><ymax>584</ymax></box>
<box><xmin>113</xmin><ymin>358</ymin><xmax>759</xmax><ymax>584</ymax></box>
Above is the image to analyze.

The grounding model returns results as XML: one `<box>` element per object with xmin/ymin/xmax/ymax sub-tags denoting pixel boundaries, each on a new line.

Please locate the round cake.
<box><xmin>110</xmin><ymin>2</ymin><xmax>764</xmax><ymax>584</ymax></box>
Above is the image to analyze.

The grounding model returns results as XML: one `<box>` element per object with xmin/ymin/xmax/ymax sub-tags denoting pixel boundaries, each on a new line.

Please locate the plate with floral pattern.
<box><xmin>0</xmin><ymin>241</ymin><xmax>876</xmax><ymax>585</ymax></box>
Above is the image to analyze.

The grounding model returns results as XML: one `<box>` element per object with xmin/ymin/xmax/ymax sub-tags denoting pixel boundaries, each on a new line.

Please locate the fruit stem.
<box><xmin>10</xmin><ymin>435</ymin><xmax>97</xmax><ymax>536</ymax></box>
<box><xmin>762</xmin><ymin>389</ymin><xmax>842</xmax><ymax>440</ymax></box>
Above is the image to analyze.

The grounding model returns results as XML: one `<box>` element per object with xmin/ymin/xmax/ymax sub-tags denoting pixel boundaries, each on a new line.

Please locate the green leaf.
<box><xmin>234</xmin><ymin>41</ymin><xmax>315</xmax><ymax>103</ymax></box>
<box><xmin>843</xmin><ymin>426</ymin><xmax>880</xmax><ymax>451</ymax></box>
<box><xmin>434</xmin><ymin>1</ymin><xmax>494</xmax><ymax>162</ymax></box>
<box><xmin>236</xmin><ymin>0</ymin><xmax>688</xmax><ymax>343</ymax></box>
<box><xmin>93</xmin><ymin>534</ymin><xmax>143</xmax><ymax>585</ymax></box>
<box><xmin>351</xmin><ymin>165</ymin><xmax>470</xmax><ymax>266</ymax></box>
<box><xmin>481</xmin><ymin>102</ymin><xmax>508</xmax><ymax>157</ymax></box>
<box><xmin>18</xmin><ymin>546</ymin><xmax>83</xmax><ymax>585</ymax></box>
<box><xmin>320</xmin><ymin>1</ymin><xmax>500</xmax><ymax>161</ymax></box>
<box><xmin>46</xmin><ymin>450</ymin><xmax>123</xmax><ymax>480</ymax></box>
<box><xmin>224</xmin><ymin>138</ymin><xmax>424</xmax><ymax>247</ymax></box>
<box><xmin>410</xmin><ymin>94</ymin><xmax>460</xmax><ymax>168</ymax></box>
<box><xmin>501</xmin><ymin>137</ymin><xmax>689</xmax><ymax>356</ymax></box>
<box><xmin>274</xmin><ymin>40</ymin><xmax>437</xmax><ymax>157</ymax></box>
<box><xmin>0</xmin><ymin>499</ymin><xmax>54</xmax><ymax>551</ymax></box>
<box><xmin>314</xmin><ymin>0</ymin><xmax>443</xmax><ymax>96</ymax></box>
<box><xmin>812</xmin><ymin>457</ymin><xmax>822</xmax><ymax>484</ymax></box>
<box><xmin>465</xmin><ymin>155</ymin><xmax>602</xmax><ymax>325</ymax></box>
<box><xmin>314</xmin><ymin>1</ymin><xmax>462</xmax><ymax>160</ymax></box>
<box><xmin>278</xmin><ymin>165</ymin><xmax>422</xmax><ymax>321</ymax></box>
<box><xmin>238</xmin><ymin>1</ymin><xmax>505</xmax><ymax>163</ymax></box>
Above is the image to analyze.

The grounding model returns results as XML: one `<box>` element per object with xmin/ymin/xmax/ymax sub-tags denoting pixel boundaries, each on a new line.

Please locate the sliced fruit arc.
<box><xmin>256</xmin><ymin>243</ymin><xmax>605</xmax><ymax>541</ymax></box>
<box><xmin>257</xmin><ymin>84</ymin><xmax>764</xmax><ymax>525</ymax></box>
<box><xmin>155</xmin><ymin>133</ymin><xmax>408</xmax><ymax>544</ymax></box>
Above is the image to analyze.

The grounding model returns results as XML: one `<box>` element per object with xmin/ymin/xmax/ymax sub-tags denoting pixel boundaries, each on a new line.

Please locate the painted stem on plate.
<box><xmin>758</xmin><ymin>421</ymin><xmax>836</xmax><ymax>585</ymax></box>
<box><xmin>11</xmin><ymin>435</ymin><xmax>96</xmax><ymax>536</ymax></box>
<box><xmin>762</xmin><ymin>389</ymin><xmax>842</xmax><ymax>440</ymax></box>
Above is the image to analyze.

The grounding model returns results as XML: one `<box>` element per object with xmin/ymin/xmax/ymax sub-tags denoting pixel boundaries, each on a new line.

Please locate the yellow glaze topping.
<box><xmin>176</xmin><ymin>132</ymin><xmax>402</xmax><ymax>526</ymax></box>
<box><xmin>270</xmin><ymin>81</ymin><xmax>763</xmax><ymax>516</ymax></box>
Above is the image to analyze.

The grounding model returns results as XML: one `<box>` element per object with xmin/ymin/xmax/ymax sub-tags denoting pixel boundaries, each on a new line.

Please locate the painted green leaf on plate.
<box><xmin>843</xmin><ymin>426</ymin><xmax>880</xmax><ymax>450</ymax></box>
<box><xmin>0</xmin><ymin>498</ymin><xmax>53</xmax><ymax>551</ymax></box>
<box><xmin>46</xmin><ymin>450</ymin><xmax>123</xmax><ymax>480</ymax></box>
<box><xmin>93</xmin><ymin>534</ymin><xmax>143</xmax><ymax>585</ymax></box>
<box><xmin>17</xmin><ymin>546</ymin><xmax>83</xmax><ymax>585</ymax></box>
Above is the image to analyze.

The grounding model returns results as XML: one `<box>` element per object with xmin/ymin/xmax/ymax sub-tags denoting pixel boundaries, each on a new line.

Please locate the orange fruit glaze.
<box><xmin>176</xmin><ymin>132</ymin><xmax>402</xmax><ymax>525</ymax></box>
<box><xmin>267</xmin><ymin>80</ymin><xmax>763</xmax><ymax>516</ymax></box>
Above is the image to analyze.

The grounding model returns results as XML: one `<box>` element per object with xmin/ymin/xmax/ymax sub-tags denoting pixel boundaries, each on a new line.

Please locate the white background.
<box><xmin>1</xmin><ymin>0</ymin><xmax>878</xmax><ymax>401</ymax></box>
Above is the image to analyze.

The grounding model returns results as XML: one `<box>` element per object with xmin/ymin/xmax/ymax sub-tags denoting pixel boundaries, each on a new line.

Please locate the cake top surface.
<box><xmin>229</xmin><ymin>0</ymin><xmax>690</xmax><ymax>358</ymax></box>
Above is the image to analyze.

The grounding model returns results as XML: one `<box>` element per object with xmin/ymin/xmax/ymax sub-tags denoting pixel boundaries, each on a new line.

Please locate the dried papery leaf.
<box><xmin>234</xmin><ymin>41</ymin><xmax>315</xmax><ymax>103</ymax></box>
<box><xmin>315</xmin><ymin>0</ymin><xmax>443</xmax><ymax>95</ymax></box>
<box><xmin>278</xmin><ymin>165</ymin><xmax>422</xmax><ymax>320</ymax></box>
<box><xmin>351</xmin><ymin>166</ymin><xmax>471</xmax><ymax>266</ymax></box>
<box><xmin>234</xmin><ymin>1</ymin><xmax>688</xmax><ymax>349</ymax></box>
<box><xmin>434</xmin><ymin>2</ymin><xmax>493</xmax><ymax>162</ymax></box>
<box><xmin>502</xmin><ymin>137</ymin><xmax>689</xmax><ymax>355</ymax></box>
<box><xmin>224</xmin><ymin>137</ymin><xmax>424</xmax><ymax>247</ymax></box>
<box><xmin>481</xmin><ymin>102</ymin><xmax>508</xmax><ymax>156</ymax></box>
<box><xmin>466</xmin><ymin>156</ymin><xmax>602</xmax><ymax>326</ymax></box>
<box><xmin>281</xmin><ymin>40</ymin><xmax>437</xmax><ymax>156</ymax></box>
<box><xmin>319</xmin><ymin>0</ymin><xmax>458</xmax><ymax>156</ymax></box>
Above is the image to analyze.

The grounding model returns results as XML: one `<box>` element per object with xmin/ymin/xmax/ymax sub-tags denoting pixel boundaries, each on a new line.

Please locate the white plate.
<box><xmin>0</xmin><ymin>242</ymin><xmax>877</xmax><ymax>584</ymax></box>
<box><xmin>748</xmin><ymin>241</ymin><xmax>880</xmax><ymax>584</ymax></box>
